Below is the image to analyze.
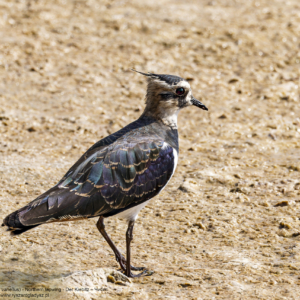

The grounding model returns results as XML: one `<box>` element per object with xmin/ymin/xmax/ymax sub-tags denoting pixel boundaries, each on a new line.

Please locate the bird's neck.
<box><xmin>141</xmin><ymin>107</ymin><xmax>179</xmax><ymax>130</ymax></box>
<box><xmin>137</xmin><ymin>111</ymin><xmax>179</xmax><ymax>152</ymax></box>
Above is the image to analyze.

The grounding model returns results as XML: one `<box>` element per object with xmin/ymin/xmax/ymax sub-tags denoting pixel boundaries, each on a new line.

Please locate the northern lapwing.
<box><xmin>2</xmin><ymin>70</ymin><xmax>208</xmax><ymax>277</ymax></box>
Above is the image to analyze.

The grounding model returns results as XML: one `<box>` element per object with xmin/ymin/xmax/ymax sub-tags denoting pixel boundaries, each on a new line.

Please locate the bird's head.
<box><xmin>132</xmin><ymin>70</ymin><xmax>208</xmax><ymax>127</ymax></box>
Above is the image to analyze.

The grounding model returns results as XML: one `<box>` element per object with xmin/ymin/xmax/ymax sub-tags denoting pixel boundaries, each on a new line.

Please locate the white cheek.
<box><xmin>187</xmin><ymin>91</ymin><xmax>192</xmax><ymax>103</ymax></box>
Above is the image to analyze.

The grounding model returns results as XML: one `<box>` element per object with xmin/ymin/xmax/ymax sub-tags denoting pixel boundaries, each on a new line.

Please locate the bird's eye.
<box><xmin>176</xmin><ymin>87</ymin><xmax>185</xmax><ymax>96</ymax></box>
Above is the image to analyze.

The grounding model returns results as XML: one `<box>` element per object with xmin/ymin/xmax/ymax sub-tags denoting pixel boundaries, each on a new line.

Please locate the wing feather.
<box><xmin>18</xmin><ymin>137</ymin><xmax>175</xmax><ymax>226</ymax></box>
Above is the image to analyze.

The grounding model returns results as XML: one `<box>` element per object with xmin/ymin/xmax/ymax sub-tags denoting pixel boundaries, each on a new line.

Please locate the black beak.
<box><xmin>191</xmin><ymin>97</ymin><xmax>208</xmax><ymax>111</ymax></box>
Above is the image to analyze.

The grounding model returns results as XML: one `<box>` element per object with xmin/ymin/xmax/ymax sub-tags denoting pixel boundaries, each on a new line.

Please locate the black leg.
<box><xmin>126</xmin><ymin>220</ymin><xmax>134</xmax><ymax>277</ymax></box>
<box><xmin>96</xmin><ymin>216</ymin><xmax>126</xmax><ymax>271</ymax></box>
<box><xmin>96</xmin><ymin>216</ymin><xmax>148</xmax><ymax>275</ymax></box>
<box><xmin>125</xmin><ymin>220</ymin><xmax>151</xmax><ymax>278</ymax></box>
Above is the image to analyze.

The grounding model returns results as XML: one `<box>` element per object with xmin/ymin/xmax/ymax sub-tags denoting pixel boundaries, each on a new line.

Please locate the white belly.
<box><xmin>114</xmin><ymin>144</ymin><xmax>178</xmax><ymax>222</ymax></box>
<box><xmin>114</xmin><ymin>200</ymin><xmax>151</xmax><ymax>221</ymax></box>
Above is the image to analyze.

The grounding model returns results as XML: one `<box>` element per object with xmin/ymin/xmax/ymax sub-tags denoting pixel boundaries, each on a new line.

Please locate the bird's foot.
<box><xmin>116</xmin><ymin>254</ymin><xmax>145</xmax><ymax>271</ymax></box>
<box><xmin>125</xmin><ymin>268</ymin><xmax>154</xmax><ymax>278</ymax></box>
<box><xmin>130</xmin><ymin>265</ymin><xmax>146</xmax><ymax>271</ymax></box>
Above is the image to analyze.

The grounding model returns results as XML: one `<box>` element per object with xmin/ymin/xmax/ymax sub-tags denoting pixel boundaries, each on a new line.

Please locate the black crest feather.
<box><xmin>131</xmin><ymin>69</ymin><xmax>184</xmax><ymax>85</ymax></box>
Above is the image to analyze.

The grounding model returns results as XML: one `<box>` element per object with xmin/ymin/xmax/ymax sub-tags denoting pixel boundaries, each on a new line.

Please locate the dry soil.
<box><xmin>0</xmin><ymin>0</ymin><xmax>300</xmax><ymax>299</ymax></box>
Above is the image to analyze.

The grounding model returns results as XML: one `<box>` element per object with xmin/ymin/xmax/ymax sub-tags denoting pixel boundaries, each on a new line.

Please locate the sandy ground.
<box><xmin>0</xmin><ymin>0</ymin><xmax>300</xmax><ymax>299</ymax></box>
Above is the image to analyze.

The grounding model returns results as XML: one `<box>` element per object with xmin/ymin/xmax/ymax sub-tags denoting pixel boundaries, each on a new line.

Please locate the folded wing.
<box><xmin>15</xmin><ymin>138</ymin><xmax>175</xmax><ymax>226</ymax></box>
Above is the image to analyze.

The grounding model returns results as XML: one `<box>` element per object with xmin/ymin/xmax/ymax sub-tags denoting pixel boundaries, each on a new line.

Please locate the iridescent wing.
<box><xmin>19</xmin><ymin>138</ymin><xmax>175</xmax><ymax>226</ymax></box>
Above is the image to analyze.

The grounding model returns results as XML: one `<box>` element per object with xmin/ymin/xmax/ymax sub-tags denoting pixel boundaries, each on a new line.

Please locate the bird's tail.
<box><xmin>2</xmin><ymin>186</ymin><xmax>89</xmax><ymax>235</ymax></box>
<box><xmin>2</xmin><ymin>185</ymin><xmax>68</xmax><ymax>235</ymax></box>
<box><xmin>2</xmin><ymin>206</ymin><xmax>40</xmax><ymax>235</ymax></box>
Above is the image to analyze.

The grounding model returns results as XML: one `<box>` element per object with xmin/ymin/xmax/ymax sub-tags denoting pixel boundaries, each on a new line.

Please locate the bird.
<box><xmin>2</xmin><ymin>70</ymin><xmax>208</xmax><ymax>278</ymax></box>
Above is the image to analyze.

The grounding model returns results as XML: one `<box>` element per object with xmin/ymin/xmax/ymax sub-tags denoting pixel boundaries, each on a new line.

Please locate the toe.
<box><xmin>126</xmin><ymin>269</ymin><xmax>154</xmax><ymax>278</ymax></box>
